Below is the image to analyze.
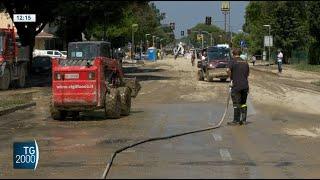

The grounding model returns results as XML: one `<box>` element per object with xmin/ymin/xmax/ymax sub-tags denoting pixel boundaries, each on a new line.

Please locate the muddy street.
<box><xmin>1</xmin><ymin>57</ymin><xmax>320</xmax><ymax>178</ymax></box>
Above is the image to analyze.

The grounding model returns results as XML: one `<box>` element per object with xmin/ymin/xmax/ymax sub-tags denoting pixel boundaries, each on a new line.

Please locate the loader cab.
<box><xmin>67</xmin><ymin>41</ymin><xmax>112</xmax><ymax>61</ymax></box>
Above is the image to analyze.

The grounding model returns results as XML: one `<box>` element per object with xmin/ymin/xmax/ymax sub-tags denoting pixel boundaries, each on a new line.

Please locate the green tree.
<box><xmin>243</xmin><ymin>1</ymin><xmax>309</xmax><ymax>63</ymax></box>
<box><xmin>187</xmin><ymin>23</ymin><xmax>226</xmax><ymax>48</ymax></box>
<box><xmin>307</xmin><ymin>1</ymin><xmax>320</xmax><ymax>65</ymax></box>
<box><xmin>79</xmin><ymin>2</ymin><xmax>173</xmax><ymax>48</ymax></box>
<box><xmin>232</xmin><ymin>32</ymin><xmax>250</xmax><ymax>49</ymax></box>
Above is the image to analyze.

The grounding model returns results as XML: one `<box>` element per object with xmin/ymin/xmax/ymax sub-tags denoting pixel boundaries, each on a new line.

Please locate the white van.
<box><xmin>33</xmin><ymin>49</ymin><xmax>67</xmax><ymax>59</ymax></box>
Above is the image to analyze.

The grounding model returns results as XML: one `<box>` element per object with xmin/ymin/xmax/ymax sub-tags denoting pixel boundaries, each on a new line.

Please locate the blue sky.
<box><xmin>153</xmin><ymin>1</ymin><xmax>249</xmax><ymax>39</ymax></box>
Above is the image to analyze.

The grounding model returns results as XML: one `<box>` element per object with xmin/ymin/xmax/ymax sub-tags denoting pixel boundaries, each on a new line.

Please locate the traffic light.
<box><xmin>205</xmin><ymin>16</ymin><xmax>212</xmax><ymax>25</ymax></box>
<box><xmin>181</xmin><ymin>31</ymin><xmax>184</xmax><ymax>36</ymax></box>
<box><xmin>187</xmin><ymin>29</ymin><xmax>191</xmax><ymax>35</ymax></box>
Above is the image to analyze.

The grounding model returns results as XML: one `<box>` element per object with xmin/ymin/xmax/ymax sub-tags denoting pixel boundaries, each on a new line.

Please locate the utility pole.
<box><xmin>131</xmin><ymin>24</ymin><xmax>138</xmax><ymax>62</ymax></box>
<box><xmin>201</xmin><ymin>34</ymin><xmax>204</xmax><ymax>49</ymax></box>
<box><xmin>103</xmin><ymin>12</ymin><xmax>106</xmax><ymax>41</ymax></box>
<box><xmin>131</xmin><ymin>29</ymin><xmax>134</xmax><ymax>61</ymax></box>
<box><xmin>152</xmin><ymin>35</ymin><xmax>156</xmax><ymax>47</ymax></box>
<box><xmin>228</xmin><ymin>6</ymin><xmax>231</xmax><ymax>44</ymax></box>
<box><xmin>103</xmin><ymin>12</ymin><xmax>112</xmax><ymax>41</ymax></box>
<box><xmin>268</xmin><ymin>25</ymin><xmax>271</xmax><ymax>62</ymax></box>
<box><xmin>223</xmin><ymin>12</ymin><xmax>227</xmax><ymax>33</ymax></box>
<box><xmin>140</xmin><ymin>39</ymin><xmax>142</xmax><ymax>60</ymax></box>
<box><xmin>145</xmin><ymin>33</ymin><xmax>150</xmax><ymax>51</ymax></box>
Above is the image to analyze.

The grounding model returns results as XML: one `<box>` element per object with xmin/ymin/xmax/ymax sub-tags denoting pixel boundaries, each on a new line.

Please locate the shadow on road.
<box><xmin>57</xmin><ymin>110</ymin><xmax>145</xmax><ymax>121</ymax></box>
<box><xmin>125</xmin><ymin>74</ymin><xmax>174</xmax><ymax>82</ymax></box>
<box><xmin>26</xmin><ymin>73</ymin><xmax>52</xmax><ymax>88</ymax></box>
<box><xmin>123</xmin><ymin>66</ymin><xmax>165</xmax><ymax>74</ymax></box>
<box><xmin>208</xmin><ymin>79</ymin><xmax>231</xmax><ymax>83</ymax></box>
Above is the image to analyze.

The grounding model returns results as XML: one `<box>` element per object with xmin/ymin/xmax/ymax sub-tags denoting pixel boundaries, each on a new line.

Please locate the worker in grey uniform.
<box><xmin>227</xmin><ymin>48</ymin><xmax>250</xmax><ymax>125</ymax></box>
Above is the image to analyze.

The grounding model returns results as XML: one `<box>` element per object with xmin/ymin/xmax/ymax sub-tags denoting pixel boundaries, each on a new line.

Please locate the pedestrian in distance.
<box><xmin>191</xmin><ymin>51</ymin><xmax>195</xmax><ymax>66</ymax></box>
<box><xmin>251</xmin><ymin>55</ymin><xmax>256</xmax><ymax>66</ymax></box>
<box><xmin>277</xmin><ymin>49</ymin><xmax>283</xmax><ymax>73</ymax></box>
<box><xmin>227</xmin><ymin>48</ymin><xmax>250</xmax><ymax>126</ymax></box>
<box><xmin>201</xmin><ymin>49</ymin><xmax>207</xmax><ymax>61</ymax></box>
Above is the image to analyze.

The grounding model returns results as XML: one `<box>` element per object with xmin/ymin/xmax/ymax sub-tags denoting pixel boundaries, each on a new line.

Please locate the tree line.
<box><xmin>0</xmin><ymin>0</ymin><xmax>174</xmax><ymax>52</ymax></box>
<box><xmin>242</xmin><ymin>1</ymin><xmax>320</xmax><ymax>65</ymax></box>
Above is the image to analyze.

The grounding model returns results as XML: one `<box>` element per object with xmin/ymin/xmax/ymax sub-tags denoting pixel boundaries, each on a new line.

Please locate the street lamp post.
<box><xmin>156</xmin><ymin>37</ymin><xmax>160</xmax><ymax>48</ymax></box>
<box><xmin>152</xmin><ymin>35</ymin><xmax>156</xmax><ymax>47</ymax></box>
<box><xmin>131</xmin><ymin>24</ymin><xmax>138</xmax><ymax>62</ymax></box>
<box><xmin>263</xmin><ymin>24</ymin><xmax>271</xmax><ymax>63</ymax></box>
<box><xmin>103</xmin><ymin>12</ymin><xmax>113</xmax><ymax>41</ymax></box>
<box><xmin>160</xmin><ymin>38</ymin><xmax>164</xmax><ymax>59</ymax></box>
<box><xmin>145</xmin><ymin>33</ymin><xmax>151</xmax><ymax>50</ymax></box>
<box><xmin>201</xmin><ymin>34</ymin><xmax>204</xmax><ymax>49</ymax></box>
<box><xmin>202</xmin><ymin>31</ymin><xmax>213</xmax><ymax>46</ymax></box>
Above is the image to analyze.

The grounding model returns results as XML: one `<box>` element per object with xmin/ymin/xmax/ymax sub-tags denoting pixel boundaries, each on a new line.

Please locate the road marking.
<box><xmin>219</xmin><ymin>149</ymin><xmax>232</xmax><ymax>161</ymax></box>
<box><xmin>212</xmin><ymin>133</ymin><xmax>222</xmax><ymax>141</ymax></box>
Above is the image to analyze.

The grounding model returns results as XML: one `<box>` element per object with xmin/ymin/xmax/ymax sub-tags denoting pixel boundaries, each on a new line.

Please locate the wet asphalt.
<box><xmin>0</xmin><ymin>60</ymin><xmax>320</xmax><ymax>178</ymax></box>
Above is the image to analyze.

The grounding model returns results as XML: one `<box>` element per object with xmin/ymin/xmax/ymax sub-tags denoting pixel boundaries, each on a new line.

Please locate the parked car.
<box><xmin>33</xmin><ymin>49</ymin><xmax>67</xmax><ymax>59</ymax></box>
<box><xmin>61</xmin><ymin>51</ymin><xmax>67</xmax><ymax>56</ymax></box>
<box><xmin>32</xmin><ymin>56</ymin><xmax>52</xmax><ymax>74</ymax></box>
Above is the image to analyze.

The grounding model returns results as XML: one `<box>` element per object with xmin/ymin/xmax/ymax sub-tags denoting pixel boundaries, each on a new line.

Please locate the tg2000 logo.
<box><xmin>13</xmin><ymin>139</ymin><xmax>39</xmax><ymax>170</ymax></box>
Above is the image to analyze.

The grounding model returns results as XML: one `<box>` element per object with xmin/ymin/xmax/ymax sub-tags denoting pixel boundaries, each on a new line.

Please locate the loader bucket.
<box><xmin>123</xmin><ymin>78</ymin><xmax>141</xmax><ymax>98</ymax></box>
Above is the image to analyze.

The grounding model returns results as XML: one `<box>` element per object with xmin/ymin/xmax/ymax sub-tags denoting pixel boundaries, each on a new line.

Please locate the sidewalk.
<box><xmin>250</xmin><ymin>60</ymin><xmax>320</xmax><ymax>84</ymax></box>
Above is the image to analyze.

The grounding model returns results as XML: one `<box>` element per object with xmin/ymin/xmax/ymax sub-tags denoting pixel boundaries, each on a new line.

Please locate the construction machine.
<box><xmin>50</xmin><ymin>41</ymin><xmax>141</xmax><ymax>120</ymax></box>
<box><xmin>0</xmin><ymin>25</ymin><xmax>29</xmax><ymax>90</ymax></box>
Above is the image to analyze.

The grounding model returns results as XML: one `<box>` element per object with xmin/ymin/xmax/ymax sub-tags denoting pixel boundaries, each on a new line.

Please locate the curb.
<box><xmin>0</xmin><ymin>102</ymin><xmax>37</xmax><ymax>116</ymax></box>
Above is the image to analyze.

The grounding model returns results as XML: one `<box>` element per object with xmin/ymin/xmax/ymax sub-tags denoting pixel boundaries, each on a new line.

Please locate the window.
<box><xmin>54</xmin><ymin>51</ymin><xmax>61</xmax><ymax>56</ymax></box>
<box><xmin>68</xmin><ymin>43</ymin><xmax>99</xmax><ymax>60</ymax></box>
<box><xmin>207</xmin><ymin>47</ymin><xmax>231</xmax><ymax>61</ymax></box>
<box><xmin>101</xmin><ymin>43</ymin><xmax>111</xmax><ymax>58</ymax></box>
<box><xmin>47</xmin><ymin>51</ymin><xmax>53</xmax><ymax>55</ymax></box>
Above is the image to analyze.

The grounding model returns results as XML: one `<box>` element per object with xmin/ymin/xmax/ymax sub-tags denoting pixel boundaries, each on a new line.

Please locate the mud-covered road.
<box><xmin>0</xmin><ymin>56</ymin><xmax>320</xmax><ymax>178</ymax></box>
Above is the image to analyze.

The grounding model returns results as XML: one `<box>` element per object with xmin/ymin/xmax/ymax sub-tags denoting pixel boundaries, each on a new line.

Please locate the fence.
<box><xmin>289</xmin><ymin>50</ymin><xmax>308</xmax><ymax>64</ymax></box>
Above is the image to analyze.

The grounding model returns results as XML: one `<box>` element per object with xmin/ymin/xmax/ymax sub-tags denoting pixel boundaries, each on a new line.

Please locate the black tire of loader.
<box><xmin>50</xmin><ymin>101</ymin><xmax>67</xmax><ymax>120</ymax></box>
<box><xmin>118</xmin><ymin>87</ymin><xmax>132</xmax><ymax>116</ymax></box>
<box><xmin>105</xmin><ymin>88</ymin><xmax>121</xmax><ymax>119</ymax></box>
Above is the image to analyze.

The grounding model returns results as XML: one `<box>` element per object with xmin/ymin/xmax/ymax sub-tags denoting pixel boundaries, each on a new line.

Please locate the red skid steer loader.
<box><xmin>50</xmin><ymin>41</ymin><xmax>141</xmax><ymax>120</ymax></box>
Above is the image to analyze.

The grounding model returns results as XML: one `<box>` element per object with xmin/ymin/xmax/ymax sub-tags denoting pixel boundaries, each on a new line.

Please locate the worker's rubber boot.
<box><xmin>240</xmin><ymin>104</ymin><xmax>247</xmax><ymax>125</ymax></box>
<box><xmin>228</xmin><ymin>106</ymin><xmax>241</xmax><ymax>126</ymax></box>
